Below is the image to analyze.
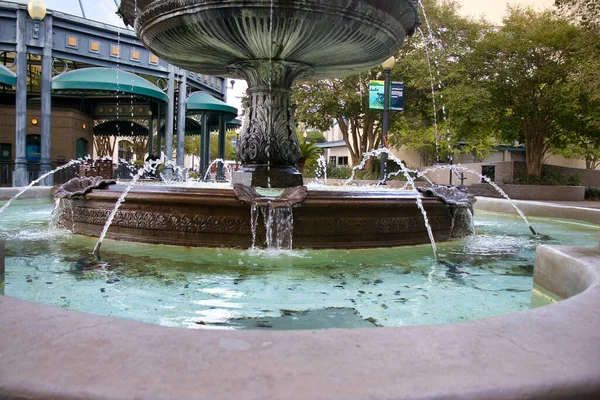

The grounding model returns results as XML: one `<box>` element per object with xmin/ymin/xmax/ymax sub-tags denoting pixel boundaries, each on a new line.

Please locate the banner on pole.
<box><xmin>369</xmin><ymin>81</ymin><xmax>404</xmax><ymax>111</ymax></box>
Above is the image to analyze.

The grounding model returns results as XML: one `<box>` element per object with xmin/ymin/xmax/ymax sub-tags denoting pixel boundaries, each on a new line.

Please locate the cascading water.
<box><xmin>422</xmin><ymin>164</ymin><xmax>538</xmax><ymax>235</ymax></box>
<box><xmin>202</xmin><ymin>158</ymin><xmax>232</xmax><ymax>182</ymax></box>
<box><xmin>92</xmin><ymin>162</ymin><xmax>155</xmax><ymax>255</ymax></box>
<box><xmin>0</xmin><ymin>159</ymin><xmax>82</xmax><ymax>216</ymax></box>
<box><xmin>315</xmin><ymin>155</ymin><xmax>328</xmax><ymax>184</ymax></box>
<box><xmin>344</xmin><ymin>148</ymin><xmax>439</xmax><ymax>259</ymax></box>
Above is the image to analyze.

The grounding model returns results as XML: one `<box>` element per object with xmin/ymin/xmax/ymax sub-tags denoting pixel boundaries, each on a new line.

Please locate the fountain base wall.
<box><xmin>58</xmin><ymin>185</ymin><xmax>469</xmax><ymax>249</ymax></box>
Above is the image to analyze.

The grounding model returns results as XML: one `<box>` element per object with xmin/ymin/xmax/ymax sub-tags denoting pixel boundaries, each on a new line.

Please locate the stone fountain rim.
<box><xmin>1</xmin><ymin>193</ymin><xmax>599</xmax><ymax>398</ymax></box>
<box><xmin>0</xmin><ymin>244</ymin><xmax>598</xmax><ymax>399</ymax></box>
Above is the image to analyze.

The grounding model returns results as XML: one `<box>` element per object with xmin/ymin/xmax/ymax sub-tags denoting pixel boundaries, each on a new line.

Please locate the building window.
<box><xmin>130</xmin><ymin>49</ymin><xmax>140</xmax><ymax>62</ymax></box>
<box><xmin>329</xmin><ymin>156</ymin><xmax>336</xmax><ymax>167</ymax></box>
<box><xmin>67</xmin><ymin>36</ymin><xmax>78</xmax><ymax>49</ymax></box>
<box><xmin>26</xmin><ymin>134</ymin><xmax>41</xmax><ymax>162</ymax></box>
<box><xmin>149</xmin><ymin>54</ymin><xmax>159</xmax><ymax>65</ymax></box>
<box><xmin>337</xmin><ymin>156</ymin><xmax>348</xmax><ymax>166</ymax></box>
<box><xmin>89</xmin><ymin>40</ymin><xmax>100</xmax><ymax>53</ymax></box>
<box><xmin>110</xmin><ymin>45</ymin><xmax>120</xmax><ymax>58</ymax></box>
<box><xmin>76</xmin><ymin>138</ymin><xmax>89</xmax><ymax>159</ymax></box>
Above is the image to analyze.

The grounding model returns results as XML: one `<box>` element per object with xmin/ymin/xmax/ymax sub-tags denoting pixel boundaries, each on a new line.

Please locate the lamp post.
<box><xmin>379</xmin><ymin>56</ymin><xmax>395</xmax><ymax>184</ymax></box>
<box><xmin>27</xmin><ymin>0</ymin><xmax>46</xmax><ymax>38</ymax></box>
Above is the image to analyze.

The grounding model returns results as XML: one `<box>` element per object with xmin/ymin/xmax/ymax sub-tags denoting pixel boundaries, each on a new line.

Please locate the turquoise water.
<box><xmin>1</xmin><ymin>198</ymin><xmax>598</xmax><ymax>330</ymax></box>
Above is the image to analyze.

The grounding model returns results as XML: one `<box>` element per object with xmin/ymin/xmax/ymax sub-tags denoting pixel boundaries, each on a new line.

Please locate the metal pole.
<box><xmin>39</xmin><ymin>15</ymin><xmax>53</xmax><ymax>185</ymax></box>
<box><xmin>156</xmin><ymin>103</ymin><xmax>162</xmax><ymax>155</ymax></box>
<box><xmin>148</xmin><ymin>108</ymin><xmax>155</xmax><ymax>156</ymax></box>
<box><xmin>78</xmin><ymin>0</ymin><xmax>86</xmax><ymax>19</ymax></box>
<box><xmin>379</xmin><ymin>68</ymin><xmax>391</xmax><ymax>184</ymax></box>
<box><xmin>200</xmin><ymin>113</ymin><xmax>210</xmax><ymax>180</ymax></box>
<box><xmin>216</xmin><ymin>115</ymin><xmax>226</xmax><ymax>181</ymax></box>
<box><xmin>13</xmin><ymin>10</ymin><xmax>29</xmax><ymax>187</ymax></box>
<box><xmin>164</xmin><ymin>65</ymin><xmax>175</xmax><ymax>178</ymax></box>
<box><xmin>176</xmin><ymin>70</ymin><xmax>187</xmax><ymax>168</ymax></box>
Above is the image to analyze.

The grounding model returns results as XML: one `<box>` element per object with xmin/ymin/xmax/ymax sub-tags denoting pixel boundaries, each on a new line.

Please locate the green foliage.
<box><xmin>510</xmin><ymin>166</ymin><xmax>582</xmax><ymax>186</ymax></box>
<box><xmin>293</xmin><ymin>73</ymin><xmax>381</xmax><ymax>171</ymax></box>
<box><xmin>297</xmin><ymin>141</ymin><xmax>322</xmax><ymax>173</ymax></box>
<box><xmin>585</xmin><ymin>187</ymin><xmax>600</xmax><ymax>200</ymax></box>
<box><xmin>467</xmin><ymin>7</ymin><xmax>586</xmax><ymax>176</ymax></box>
<box><xmin>555</xmin><ymin>0</ymin><xmax>600</xmax><ymax>29</ymax></box>
<box><xmin>183</xmin><ymin>130</ymin><xmax>237</xmax><ymax>160</ymax></box>
<box><xmin>389</xmin><ymin>0</ymin><xmax>496</xmax><ymax>164</ymax></box>
<box><xmin>304</xmin><ymin>130</ymin><xmax>327</xmax><ymax>144</ymax></box>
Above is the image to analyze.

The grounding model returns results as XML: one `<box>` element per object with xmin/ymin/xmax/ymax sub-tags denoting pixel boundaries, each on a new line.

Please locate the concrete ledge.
<box><xmin>1</xmin><ymin>195</ymin><xmax>600</xmax><ymax>399</ymax></box>
<box><xmin>0</xmin><ymin>186</ymin><xmax>53</xmax><ymax>200</ymax></box>
<box><xmin>1</xmin><ymin>251</ymin><xmax>600</xmax><ymax>399</ymax></box>
<box><xmin>475</xmin><ymin>197</ymin><xmax>600</xmax><ymax>225</ymax></box>
<box><xmin>499</xmin><ymin>185</ymin><xmax>585</xmax><ymax>201</ymax></box>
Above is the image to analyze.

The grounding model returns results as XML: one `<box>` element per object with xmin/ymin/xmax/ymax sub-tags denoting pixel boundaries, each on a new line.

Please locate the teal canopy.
<box><xmin>159</xmin><ymin>117</ymin><xmax>204</xmax><ymax>136</ymax></box>
<box><xmin>52</xmin><ymin>67</ymin><xmax>168</xmax><ymax>103</ymax></box>
<box><xmin>186</xmin><ymin>91</ymin><xmax>237</xmax><ymax>119</ymax></box>
<box><xmin>94</xmin><ymin>120</ymin><xmax>150</xmax><ymax>136</ymax></box>
<box><xmin>0</xmin><ymin>64</ymin><xmax>16</xmax><ymax>87</ymax></box>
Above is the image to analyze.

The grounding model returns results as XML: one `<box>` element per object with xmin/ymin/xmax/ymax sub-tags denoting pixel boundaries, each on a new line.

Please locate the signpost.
<box><xmin>370</xmin><ymin>78</ymin><xmax>403</xmax><ymax>183</ymax></box>
<box><xmin>369</xmin><ymin>81</ymin><xmax>403</xmax><ymax>111</ymax></box>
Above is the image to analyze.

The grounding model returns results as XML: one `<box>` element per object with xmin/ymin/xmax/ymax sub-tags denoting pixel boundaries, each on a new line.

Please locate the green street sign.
<box><xmin>369</xmin><ymin>80</ymin><xmax>404</xmax><ymax>111</ymax></box>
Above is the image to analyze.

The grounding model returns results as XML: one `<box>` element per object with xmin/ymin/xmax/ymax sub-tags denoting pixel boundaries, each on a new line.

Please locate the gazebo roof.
<box><xmin>159</xmin><ymin>117</ymin><xmax>204</xmax><ymax>136</ymax></box>
<box><xmin>52</xmin><ymin>67</ymin><xmax>168</xmax><ymax>103</ymax></box>
<box><xmin>0</xmin><ymin>64</ymin><xmax>16</xmax><ymax>87</ymax></box>
<box><xmin>186</xmin><ymin>91</ymin><xmax>237</xmax><ymax>118</ymax></box>
<box><xmin>94</xmin><ymin>120</ymin><xmax>150</xmax><ymax>136</ymax></box>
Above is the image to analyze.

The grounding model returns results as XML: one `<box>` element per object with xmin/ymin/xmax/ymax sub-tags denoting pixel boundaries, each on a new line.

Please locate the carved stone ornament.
<box><xmin>54</xmin><ymin>176</ymin><xmax>116</xmax><ymax>199</ymax></box>
<box><xmin>233</xmin><ymin>183</ymin><xmax>308</xmax><ymax>209</ymax></box>
<box><xmin>418</xmin><ymin>185</ymin><xmax>476</xmax><ymax>208</ymax></box>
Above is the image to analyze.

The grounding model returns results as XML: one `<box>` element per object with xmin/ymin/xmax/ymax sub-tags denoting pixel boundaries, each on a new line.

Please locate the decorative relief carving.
<box><xmin>230</xmin><ymin>61</ymin><xmax>311</xmax><ymax>166</ymax></box>
<box><xmin>68</xmin><ymin>206</ymin><xmax>250</xmax><ymax>235</ymax></box>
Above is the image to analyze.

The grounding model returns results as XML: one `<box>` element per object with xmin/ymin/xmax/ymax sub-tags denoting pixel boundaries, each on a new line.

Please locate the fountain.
<box><xmin>2</xmin><ymin>2</ymin><xmax>600</xmax><ymax>397</ymax></box>
<box><xmin>48</xmin><ymin>0</ymin><xmax>479</xmax><ymax>250</ymax></box>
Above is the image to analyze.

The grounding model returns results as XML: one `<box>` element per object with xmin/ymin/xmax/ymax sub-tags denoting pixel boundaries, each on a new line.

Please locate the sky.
<box><xmin>6</xmin><ymin>0</ymin><xmax>556</xmax><ymax>115</ymax></box>
<box><xmin>457</xmin><ymin>0</ymin><xmax>555</xmax><ymax>24</ymax></box>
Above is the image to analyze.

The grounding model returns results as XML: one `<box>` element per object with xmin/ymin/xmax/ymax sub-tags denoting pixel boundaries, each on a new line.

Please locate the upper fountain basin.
<box><xmin>119</xmin><ymin>0</ymin><xmax>420</xmax><ymax>80</ymax></box>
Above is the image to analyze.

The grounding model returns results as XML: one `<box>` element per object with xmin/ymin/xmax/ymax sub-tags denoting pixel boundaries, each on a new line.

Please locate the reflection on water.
<box><xmin>1</xmin><ymin>198</ymin><xmax>598</xmax><ymax>330</ymax></box>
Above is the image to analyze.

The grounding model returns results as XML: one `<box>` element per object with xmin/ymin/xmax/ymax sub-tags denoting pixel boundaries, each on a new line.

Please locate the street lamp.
<box><xmin>379</xmin><ymin>56</ymin><xmax>395</xmax><ymax>184</ymax></box>
<box><xmin>28</xmin><ymin>0</ymin><xmax>47</xmax><ymax>39</ymax></box>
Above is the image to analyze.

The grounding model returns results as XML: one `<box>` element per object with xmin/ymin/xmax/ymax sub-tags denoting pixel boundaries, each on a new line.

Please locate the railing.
<box><xmin>0</xmin><ymin>161</ymin><xmax>79</xmax><ymax>187</ymax></box>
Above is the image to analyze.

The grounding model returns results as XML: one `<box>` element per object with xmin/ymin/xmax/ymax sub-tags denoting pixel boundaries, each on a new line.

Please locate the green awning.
<box><xmin>0</xmin><ymin>64</ymin><xmax>16</xmax><ymax>87</ymax></box>
<box><xmin>227</xmin><ymin>118</ymin><xmax>242</xmax><ymax>127</ymax></box>
<box><xmin>159</xmin><ymin>117</ymin><xmax>204</xmax><ymax>136</ymax></box>
<box><xmin>52</xmin><ymin>67</ymin><xmax>168</xmax><ymax>103</ymax></box>
<box><xmin>94</xmin><ymin>120</ymin><xmax>149</xmax><ymax>136</ymax></box>
<box><xmin>186</xmin><ymin>91</ymin><xmax>237</xmax><ymax>119</ymax></box>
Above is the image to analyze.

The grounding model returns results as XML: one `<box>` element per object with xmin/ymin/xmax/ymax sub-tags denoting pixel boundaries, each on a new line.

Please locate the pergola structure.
<box><xmin>0</xmin><ymin>0</ymin><xmax>229</xmax><ymax>187</ymax></box>
<box><xmin>185</xmin><ymin>91</ymin><xmax>237</xmax><ymax>180</ymax></box>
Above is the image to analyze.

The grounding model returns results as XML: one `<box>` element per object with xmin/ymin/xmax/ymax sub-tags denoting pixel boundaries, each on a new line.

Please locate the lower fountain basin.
<box><xmin>57</xmin><ymin>184</ymin><xmax>471</xmax><ymax>249</ymax></box>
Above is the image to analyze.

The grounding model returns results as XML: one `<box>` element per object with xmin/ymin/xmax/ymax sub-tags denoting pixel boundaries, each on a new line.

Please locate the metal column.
<box><xmin>163</xmin><ymin>65</ymin><xmax>175</xmax><ymax>178</ymax></box>
<box><xmin>200</xmin><ymin>113</ymin><xmax>210</xmax><ymax>180</ymax></box>
<box><xmin>13</xmin><ymin>10</ymin><xmax>29</xmax><ymax>187</ymax></box>
<box><xmin>176</xmin><ymin>70</ymin><xmax>187</xmax><ymax>168</ymax></box>
<box><xmin>216</xmin><ymin>115</ymin><xmax>227</xmax><ymax>181</ymax></box>
<box><xmin>39</xmin><ymin>15</ymin><xmax>53</xmax><ymax>185</ymax></box>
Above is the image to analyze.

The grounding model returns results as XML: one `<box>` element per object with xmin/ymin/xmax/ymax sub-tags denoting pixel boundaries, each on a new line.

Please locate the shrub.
<box><xmin>585</xmin><ymin>187</ymin><xmax>600</xmax><ymax>201</ymax></box>
<box><xmin>509</xmin><ymin>166</ymin><xmax>582</xmax><ymax>186</ymax></box>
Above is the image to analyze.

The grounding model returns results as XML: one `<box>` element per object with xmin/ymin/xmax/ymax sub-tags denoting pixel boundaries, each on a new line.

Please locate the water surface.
<box><xmin>2</xmin><ymin>198</ymin><xmax>597</xmax><ymax>330</ymax></box>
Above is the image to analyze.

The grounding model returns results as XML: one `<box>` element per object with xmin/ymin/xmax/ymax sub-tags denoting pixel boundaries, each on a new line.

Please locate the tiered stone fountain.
<box><xmin>56</xmin><ymin>0</ymin><xmax>474</xmax><ymax>249</ymax></box>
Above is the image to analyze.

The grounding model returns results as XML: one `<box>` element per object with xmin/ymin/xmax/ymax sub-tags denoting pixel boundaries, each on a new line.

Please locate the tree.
<box><xmin>468</xmin><ymin>7</ymin><xmax>583</xmax><ymax>176</ymax></box>
<box><xmin>555</xmin><ymin>0</ymin><xmax>600</xmax><ymax>29</ymax></box>
<box><xmin>293</xmin><ymin>73</ymin><xmax>381</xmax><ymax>169</ymax></box>
<box><xmin>388</xmin><ymin>0</ymin><xmax>496</xmax><ymax>165</ymax></box>
<box><xmin>183</xmin><ymin>130</ymin><xmax>237</xmax><ymax>162</ymax></box>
